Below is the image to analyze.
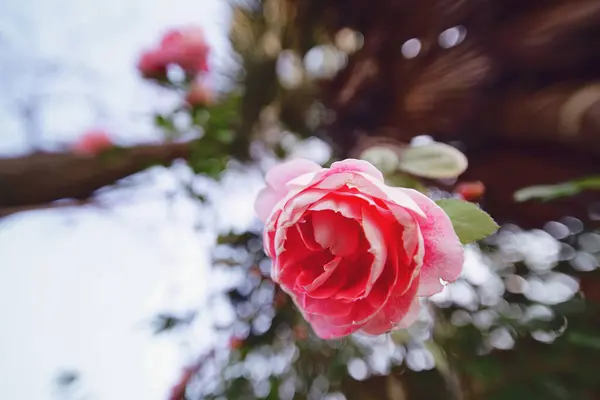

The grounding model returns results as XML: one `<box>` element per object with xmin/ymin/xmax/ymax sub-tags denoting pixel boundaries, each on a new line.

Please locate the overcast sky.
<box><xmin>0</xmin><ymin>0</ymin><xmax>258</xmax><ymax>399</ymax></box>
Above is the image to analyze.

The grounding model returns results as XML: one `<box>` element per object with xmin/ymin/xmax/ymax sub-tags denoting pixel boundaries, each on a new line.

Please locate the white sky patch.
<box><xmin>0</xmin><ymin>0</ymin><xmax>239</xmax><ymax>399</ymax></box>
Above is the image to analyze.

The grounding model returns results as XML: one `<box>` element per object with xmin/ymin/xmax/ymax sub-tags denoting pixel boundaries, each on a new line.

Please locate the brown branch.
<box><xmin>0</xmin><ymin>199</ymin><xmax>96</xmax><ymax>219</ymax></box>
<box><xmin>0</xmin><ymin>141</ymin><xmax>194</xmax><ymax>212</ymax></box>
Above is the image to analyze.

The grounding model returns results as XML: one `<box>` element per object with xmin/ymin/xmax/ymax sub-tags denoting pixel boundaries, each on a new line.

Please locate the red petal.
<box><xmin>361</xmin><ymin>281</ymin><xmax>420</xmax><ymax>335</ymax></box>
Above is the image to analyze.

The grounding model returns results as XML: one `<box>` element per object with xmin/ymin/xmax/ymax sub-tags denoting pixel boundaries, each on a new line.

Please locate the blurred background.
<box><xmin>1</xmin><ymin>0</ymin><xmax>600</xmax><ymax>399</ymax></box>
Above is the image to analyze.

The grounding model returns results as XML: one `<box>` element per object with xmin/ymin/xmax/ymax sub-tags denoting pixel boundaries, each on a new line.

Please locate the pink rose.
<box><xmin>255</xmin><ymin>159</ymin><xmax>464</xmax><ymax>339</ymax></box>
<box><xmin>138</xmin><ymin>26</ymin><xmax>209</xmax><ymax>78</ymax></box>
<box><xmin>72</xmin><ymin>129</ymin><xmax>113</xmax><ymax>156</ymax></box>
<box><xmin>137</xmin><ymin>50</ymin><xmax>169</xmax><ymax>78</ymax></box>
<box><xmin>159</xmin><ymin>27</ymin><xmax>209</xmax><ymax>73</ymax></box>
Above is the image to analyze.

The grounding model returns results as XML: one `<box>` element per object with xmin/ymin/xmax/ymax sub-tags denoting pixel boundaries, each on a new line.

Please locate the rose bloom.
<box><xmin>72</xmin><ymin>129</ymin><xmax>113</xmax><ymax>156</ymax></box>
<box><xmin>255</xmin><ymin>159</ymin><xmax>464</xmax><ymax>339</ymax></box>
<box><xmin>138</xmin><ymin>26</ymin><xmax>209</xmax><ymax>78</ymax></box>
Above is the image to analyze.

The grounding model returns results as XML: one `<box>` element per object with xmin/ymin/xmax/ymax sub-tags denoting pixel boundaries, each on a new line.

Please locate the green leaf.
<box><xmin>153</xmin><ymin>114</ymin><xmax>176</xmax><ymax>132</ymax></box>
<box><xmin>385</xmin><ymin>172</ymin><xmax>427</xmax><ymax>193</ymax></box>
<box><xmin>435</xmin><ymin>199</ymin><xmax>499</xmax><ymax>244</ymax></box>
<box><xmin>514</xmin><ymin>175</ymin><xmax>600</xmax><ymax>202</ymax></box>
<box><xmin>514</xmin><ymin>183</ymin><xmax>580</xmax><ymax>202</ymax></box>
<box><xmin>399</xmin><ymin>142</ymin><xmax>468</xmax><ymax>179</ymax></box>
<box><xmin>359</xmin><ymin>146</ymin><xmax>400</xmax><ymax>174</ymax></box>
<box><xmin>567</xmin><ymin>330</ymin><xmax>600</xmax><ymax>351</ymax></box>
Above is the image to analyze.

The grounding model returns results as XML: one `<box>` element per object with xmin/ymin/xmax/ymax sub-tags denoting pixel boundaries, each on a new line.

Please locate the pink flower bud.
<box><xmin>72</xmin><ymin>130</ymin><xmax>113</xmax><ymax>156</ymax></box>
<box><xmin>137</xmin><ymin>50</ymin><xmax>168</xmax><ymax>78</ymax></box>
<box><xmin>185</xmin><ymin>81</ymin><xmax>212</xmax><ymax>106</ymax></box>
<box><xmin>456</xmin><ymin>181</ymin><xmax>486</xmax><ymax>202</ymax></box>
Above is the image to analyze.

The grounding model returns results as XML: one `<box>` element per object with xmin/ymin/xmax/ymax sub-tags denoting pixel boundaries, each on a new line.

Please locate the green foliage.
<box><xmin>385</xmin><ymin>172</ymin><xmax>427</xmax><ymax>193</ymax></box>
<box><xmin>151</xmin><ymin>312</ymin><xmax>196</xmax><ymax>334</ymax></box>
<box><xmin>514</xmin><ymin>175</ymin><xmax>600</xmax><ymax>202</ymax></box>
<box><xmin>399</xmin><ymin>142</ymin><xmax>468</xmax><ymax>180</ymax></box>
<box><xmin>435</xmin><ymin>199</ymin><xmax>499</xmax><ymax>244</ymax></box>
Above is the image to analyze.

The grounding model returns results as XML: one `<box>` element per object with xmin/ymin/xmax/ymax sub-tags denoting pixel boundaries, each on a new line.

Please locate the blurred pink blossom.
<box><xmin>72</xmin><ymin>130</ymin><xmax>113</xmax><ymax>156</ymax></box>
<box><xmin>138</xmin><ymin>26</ymin><xmax>209</xmax><ymax>79</ymax></box>
<box><xmin>185</xmin><ymin>79</ymin><xmax>212</xmax><ymax>106</ymax></box>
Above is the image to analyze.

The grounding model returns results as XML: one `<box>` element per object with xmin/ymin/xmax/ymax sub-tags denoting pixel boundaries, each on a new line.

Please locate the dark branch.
<box><xmin>0</xmin><ymin>141</ymin><xmax>194</xmax><ymax>211</ymax></box>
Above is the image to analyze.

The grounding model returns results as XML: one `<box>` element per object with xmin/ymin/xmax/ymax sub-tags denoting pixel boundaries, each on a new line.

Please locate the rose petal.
<box><xmin>328</xmin><ymin>159</ymin><xmax>385</xmax><ymax>182</ymax></box>
<box><xmin>302</xmin><ymin>256</ymin><xmax>342</xmax><ymax>292</ymax></box>
<box><xmin>404</xmin><ymin>189</ymin><xmax>464</xmax><ymax>296</ymax></box>
<box><xmin>306</xmin><ymin>314</ymin><xmax>364</xmax><ymax>339</ymax></box>
<box><xmin>255</xmin><ymin>187</ymin><xmax>284</xmax><ymax>223</ymax></box>
<box><xmin>273</xmin><ymin>190</ymin><xmax>331</xmax><ymax>257</ymax></box>
<box><xmin>360</xmin><ymin>206</ymin><xmax>389</xmax><ymax>295</ymax></box>
<box><xmin>265</xmin><ymin>159</ymin><xmax>322</xmax><ymax>189</ymax></box>
<box><xmin>311</xmin><ymin>211</ymin><xmax>360</xmax><ymax>257</ymax></box>
<box><xmin>296</xmin><ymin>220</ymin><xmax>321</xmax><ymax>251</ymax></box>
<box><xmin>298</xmin><ymin>292</ymin><xmax>353</xmax><ymax>317</ymax></box>
<box><xmin>255</xmin><ymin>159</ymin><xmax>323</xmax><ymax>223</ymax></box>
<box><xmin>308</xmin><ymin>260</ymin><xmax>351</xmax><ymax>299</ymax></box>
<box><xmin>308</xmin><ymin>192</ymin><xmax>363</xmax><ymax>221</ymax></box>
<box><xmin>332</xmin><ymin>251</ymin><xmax>372</xmax><ymax>300</ymax></box>
<box><xmin>302</xmin><ymin>171</ymin><xmax>426</xmax><ymax>220</ymax></box>
<box><xmin>263</xmin><ymin>208</ymin><xmax>282</xmax><ymax>259</ymax></box>
<box><xmin>312</xmin><ymin>254</ymin><xmax>399</xmax><ymax>327</ymax></box>
<box><xmin>284</xmin><ymin>291</ymin><xmax>358</xmax><ymax>340</ymax></box>
<box><xmin>355</xmin><ymin>173</ymin><xmax>427</xmax><ymax>220</ymax></box>
<box><xmin>361</xmin><ymin>286</ymin><xmax>421</xmax><ymax>335</ymax></box>
<box><xmin>285</xmin><ymin>158</ymin><xmax>385</xmax><ymax>191</ymax></box>
<box><xmin>276</xmin><ymin>222</ymin><xmax>326</xmax><ymax>285</ymax></box>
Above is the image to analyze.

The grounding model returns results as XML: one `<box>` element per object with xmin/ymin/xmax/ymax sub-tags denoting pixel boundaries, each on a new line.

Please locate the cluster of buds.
<box><xmin>138</xmin><ymin>26</ymin><xmax>212</xmax><ymax>107</ymax></box>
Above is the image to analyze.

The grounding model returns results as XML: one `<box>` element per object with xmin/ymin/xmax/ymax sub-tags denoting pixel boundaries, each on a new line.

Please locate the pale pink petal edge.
<box><xmin>404</xmin><ymin>189</ymin><xmax>465</xmax><ymax>296</ymax></box>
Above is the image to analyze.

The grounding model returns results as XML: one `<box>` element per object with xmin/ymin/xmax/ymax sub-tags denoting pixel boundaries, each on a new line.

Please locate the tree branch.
<box><xmin>0</xmin><ymin>141</ymin><xmax>194</xmax><ymax>212</ymax></box>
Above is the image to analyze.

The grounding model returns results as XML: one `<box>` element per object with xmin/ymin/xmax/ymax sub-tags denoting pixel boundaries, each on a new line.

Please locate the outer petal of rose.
<box><xmin>263</xmin><ymin>208</ymin><xmax>282</xmax><ymax>258</ymax></box>
<box><xmin>255</xmin><ymin>187</ymin><xmax>284</xmax><ymax>223</ymax></box>
<box><xmin>392</xmin><ymin>296</ymin><xmax>422</xmax><ymax>329</ymax></box>
<box><xmin>403</xmin><ymin>189</ymin><xmax>465</xmax><ymax>296</ymax></box>
<box><xmin>328</xmin><ymin>159</ymin><xmax>385</xmax><ymax>182</ymax></box>
<box><xmin>255</xmin><ymin>159</ymin><xmax>322</xmax><ymax>222</ymax></box>
<box><xmin>265</xmin><ymin>159</ymin><xmax>323</xmax><ymax>190</ymax></box>
<box><xmin>360</xmin><ymin>292</ymin><xmax>421</xmax><ymax>335</ymax></box>
<box><xmin>275</xmin><ymin>188</ymin><xmax>331</xmax><ymax>233</ymax></box>
<box><xmin>307</xmin><ymin>314</ymin><xmax>364</xmax><ymax>339</ymax></box>
<box><xmin>355</xmin><ymin>173</ymin><xmax>427</xmax><ymax>220</ymax></box>
<box><xmin>300</xmin><ymin>171</ymin><xmax>426</xmax><ymax>220</ymax></box>
<box><xmin>285</xmin><ymin>292</ymin><xmax>359</xmax><ymax>339</ymax></box>
<box><xmin>285</xmin><ymin>159</ymin><xmax>384</xmax><ymax>190</ymax></box>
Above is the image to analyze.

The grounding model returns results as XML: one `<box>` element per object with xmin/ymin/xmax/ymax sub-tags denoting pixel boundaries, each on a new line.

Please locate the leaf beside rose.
<box><xmin>436</xmin><ymin>198</ymin><xmax>499</xmax><ymax>244</ymax></box>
